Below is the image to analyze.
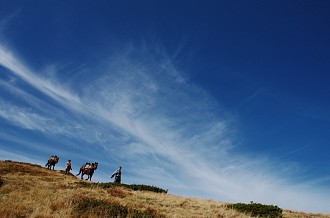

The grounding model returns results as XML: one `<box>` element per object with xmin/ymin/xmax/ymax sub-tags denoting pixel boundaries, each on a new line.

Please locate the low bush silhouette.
<box><xmin>77</xmin><ymin>181</ymin><xmax>168</xmax><ymax>194</ymax></box>
<box><xmin>228</xmin><ymin>202</ymin><xmax>283</xmax><ymax>218</ymax></box>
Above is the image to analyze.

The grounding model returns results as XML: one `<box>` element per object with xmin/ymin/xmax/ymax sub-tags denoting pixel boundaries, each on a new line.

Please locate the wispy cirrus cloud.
<box><xmin>0</xmin><ymin>43</ymin><xmax>330</xmax><ymax>213</ymax></box>
<box><xmin>0</xmin><ymin>101</ymin><xmax>56</xmax><ymax>132</ymax></box>
<box><xmin>0</xmin><ymin>45</ymin><xmax>82</xmax><ymax>110</ymax></box>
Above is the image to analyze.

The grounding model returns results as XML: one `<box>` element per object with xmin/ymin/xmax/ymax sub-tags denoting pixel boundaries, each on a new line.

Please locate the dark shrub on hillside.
<box><xmin>77</xmin><ymin>181</ymin><xmax>168</xmax><ymax>194</ymax></box>
<box><xmin>0</xmin><ymin>177</ymin><xmax>3</xmax><ymax>187</ymax></box>
<box><xmin>115</xmin><ymin>183</ymin><xmax>168</xmax><ymax>194</ymax></box>
<box><xmin>228</xmin><ymin>202</ymin><xmax>283</xmax><ymax>218</ymax></box>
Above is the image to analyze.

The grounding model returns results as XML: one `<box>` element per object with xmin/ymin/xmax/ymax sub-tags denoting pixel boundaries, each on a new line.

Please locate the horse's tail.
<box><xmin>45</xmin><ymin>160</ymin><xmax>50</xmax><ymax>167</ymax></box>
<box><xmin>76</xmin><ymin>168</ymin><xmax>81</xmax><ymax>176</ymax></box>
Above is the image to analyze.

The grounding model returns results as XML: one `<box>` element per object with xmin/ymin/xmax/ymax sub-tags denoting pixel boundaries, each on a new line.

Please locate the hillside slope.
<box><xmin>0</xmin><ymin>160</ymin><xmax>329</xmax><ymax>218</ymax></box>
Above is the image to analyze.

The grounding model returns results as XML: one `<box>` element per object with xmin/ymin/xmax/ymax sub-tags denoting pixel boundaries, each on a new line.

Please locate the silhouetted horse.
<box><xmin>45</xmin><ymin>156</ymin><xmax>59</xmax><ymax>170</ymax></box>
<box><xmin>76</xmin><ymin>162</ymin><xmax>98</xmax><ymax>181</ymax></box>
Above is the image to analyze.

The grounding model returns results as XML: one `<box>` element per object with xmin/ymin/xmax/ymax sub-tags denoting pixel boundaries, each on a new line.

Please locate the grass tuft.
<box><xmin>106</xmin><ymin>186</ymin><xmax>130</xmax><ymax>198</ymax></box>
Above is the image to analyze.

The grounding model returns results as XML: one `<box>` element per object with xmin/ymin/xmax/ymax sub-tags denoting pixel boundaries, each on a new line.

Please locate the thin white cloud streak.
<box><xmin>0</xmin><ymin>101</ymin><xmax>63</xmax><ymax>134</ymax></box>
<box><xmin>0</xmin><ymin>44</ymin><xmax>330</xmax><ymax>213</ymax></box>
<box><xmin>0</xmin><ymin>76</ymin><xmax>120</xmax><ymax>148</ymax></box>
<box><xmin>0</xmin><ymin>99</ymin><xmax>98</xmax><ymax>146</ymax></box>
<box><xmin>0</xmin><ymin>45</ymin><xmax>82</xmax><ymax>111</ymax></box>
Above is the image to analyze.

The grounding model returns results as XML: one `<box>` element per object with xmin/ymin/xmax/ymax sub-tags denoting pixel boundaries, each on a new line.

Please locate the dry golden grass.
<box><xmin>282</xmin><ymin>210</ymin><xmax>330</xmax><ymax>218</ymax></box>
<box><xmin>0</xmin><ymin>160</ymin><xmax>329</xmax><ymax>218</ymax></box>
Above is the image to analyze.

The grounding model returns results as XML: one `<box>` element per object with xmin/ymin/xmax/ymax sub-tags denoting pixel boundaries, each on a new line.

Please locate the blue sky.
<box><xmin>1</xmin><ymin>0</ymin><xmax>330</xmax><ymax>213</ymax></box>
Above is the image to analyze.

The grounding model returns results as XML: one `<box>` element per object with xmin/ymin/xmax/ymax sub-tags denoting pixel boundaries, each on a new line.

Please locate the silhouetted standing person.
<box><xmin>111</xmin><ymin>166</ymin><xmax>122</xmax><ymax>183</ymax></box>
<box><xmin>65</xmin><ymin>160</ymin><xmax>72</xmax><ymax>174</ymax></box>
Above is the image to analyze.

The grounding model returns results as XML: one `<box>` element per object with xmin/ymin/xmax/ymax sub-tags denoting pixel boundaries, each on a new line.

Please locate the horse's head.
<box><xmin>93</xmin><ymin>162</ymin><xmax>98</xmax><ymax>170</ymax></box>
<box><xmin>55</xmin><ymin>156</ymin><xmax>59</xmax><ymax>163</ymax></box>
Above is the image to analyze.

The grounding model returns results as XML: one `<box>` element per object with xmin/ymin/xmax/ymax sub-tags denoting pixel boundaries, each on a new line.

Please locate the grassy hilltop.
<box><xmin>0</xmin><ymin>160</ymin><xmax>329</xmax><ymax>218</ymax></box>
